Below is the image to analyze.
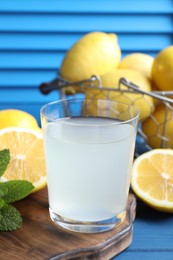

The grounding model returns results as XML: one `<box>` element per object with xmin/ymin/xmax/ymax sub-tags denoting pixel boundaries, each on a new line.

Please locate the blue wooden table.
<box><xmin>116</xmin><ymin>199</ymin><xmax>173</xmax><ymax>260</ymax></box>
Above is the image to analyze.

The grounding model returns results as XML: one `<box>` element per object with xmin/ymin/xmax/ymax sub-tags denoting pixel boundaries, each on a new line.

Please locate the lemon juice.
<box><xmin>44</xmin><ymin>117</ymin><xmax>136</xmax><ymax>223</ymax></box>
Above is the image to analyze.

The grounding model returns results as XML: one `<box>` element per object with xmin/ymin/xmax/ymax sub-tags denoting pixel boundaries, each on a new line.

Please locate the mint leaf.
<box><xmin>0</xmin><ymin>204</ymin><xmax>22</xmax><ymax>231</ymax></box>
<box><xmin>1</xmin><ymin>180</ymin><xmax>34</xmax><ymax>203</ymax></box>
<box><xmin>0</xmin><ymin>149</ymin><xmax>10</xmax><ymax>177</ymax></box>
<box><xmin>0</xmin><ymin>149</ymin><xmax>35</xmax><ymax>231</ymax></box>
<box><xmin>0</xmin><ymin>198</ymin><xmax>5</xmax><ymax>208</ymax></box>
<box><xmin>0</xmin><ymin>183</ymin><xmax>8</xmax><ymax>197</ymax></box>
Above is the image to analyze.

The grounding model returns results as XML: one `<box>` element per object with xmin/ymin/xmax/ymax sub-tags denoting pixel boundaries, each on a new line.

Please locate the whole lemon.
<box><xmin>119</xmin><ymin>53</ymin><xmax>154</xmax><ymax>79</ymax></box>
<box><xmin>85</xmin><ymin>69</ymin><xmax>154</xmax><ymax>121</ymax></box>
<box><xmin>142</xmin><ymin>103</ymin><xmax>173</xmax><ymax>148</ymax></box>
<box><xmin>60</xmin><ymin>31</ymin><xmax>121</xmax><ymax>81</ymax></box>
<box><xmin>0</xmin><ymin>109</ymin><xmax>40</xmax><ymax>130</ymax></box>
<box><xmin>152</xmin><ymin>45</ymin><xmax>173</xmax><ymax>91</ymax></box>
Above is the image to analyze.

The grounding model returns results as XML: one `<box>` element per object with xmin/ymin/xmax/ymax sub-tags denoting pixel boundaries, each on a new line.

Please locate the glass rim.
<box><xmin>40</xmin><ymin>97</ymin><xmax>139</xmax><ymax>127</ymax></box>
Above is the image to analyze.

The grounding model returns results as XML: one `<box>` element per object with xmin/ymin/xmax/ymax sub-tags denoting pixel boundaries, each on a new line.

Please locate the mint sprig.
<box><xmin>0</xmin><ymin>149</ymin><xmax>10</xmax><ymax>177</ymax></box>
<box><xmin>0</xmin><ymin>204</ymin><xmax>22</xmax><ymax>231</ymax></box>
<box><xmin>0</xmin><ymin>149</ymin><xmax>34</xmax><ymax>231</ymax></box>
<box><xmin>0</xmin><ymin>180</ymin><xmax>34</xmax><ymax>204</ymax></box>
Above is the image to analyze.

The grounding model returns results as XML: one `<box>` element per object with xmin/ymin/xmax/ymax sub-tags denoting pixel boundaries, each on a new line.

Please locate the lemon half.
<box><xmin>131</xmin><ymin>149</ymin><xmax>173</xmax><ymax>212</ymax></box>
<box><xmin>0</xmin><ymin>127</ymin><xmax>46</xmax><ymax>192</ymax></box>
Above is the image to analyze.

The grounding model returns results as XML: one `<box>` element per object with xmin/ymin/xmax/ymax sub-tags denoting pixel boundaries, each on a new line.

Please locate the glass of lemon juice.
<box><xmin>40</xmin><ymin>97</ymin><xmax>139</xmax><ymax>233</ymax></box>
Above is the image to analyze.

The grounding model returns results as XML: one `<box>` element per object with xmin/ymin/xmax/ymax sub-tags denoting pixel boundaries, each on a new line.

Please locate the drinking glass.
<box><xmin>40</xmin><ymin>97</ymin><xmax>139</xmax><ymax>233</ymax></box>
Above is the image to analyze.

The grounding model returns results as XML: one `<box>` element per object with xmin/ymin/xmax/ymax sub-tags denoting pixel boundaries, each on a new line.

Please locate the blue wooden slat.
<box><xmin>116</xmin><ymin>252</ymin><xmax>173</xmax><ymax>260</ymax></box>
<box><xmin>119</xmin><ymin>34</ymin><xmax>173</xmax><ymax>51</ymax></box>
<box><xmin>0</xmin><ymin>14</ymin><xmax>172</xmax><ymax>33</ymax></box>
<box><xmin>0</xmin><ymin>71</ymin><xmax>56</xmax><ymax>87</ymax></box>
<box><xmin>0</xmin><ymin>32</ymin><xmax>81</xmax><ymax>50</ymax></box>
<box><xmin>115</xmin><ymin>201</ymin><xmax>173</xmax><ymax>259</ymax></box>
<box><xmin>0</xmin><ymin>88</ymin><xmax>59</xmax><ymax>102</ymax></box>
<box><xmin>0</xmin><ymin>33</ymin><xmax>171</xmax><ymax>51</ymax></box>
<box><xmin>0</xmin><ymin>52</ymin><xmax>64</xmax><ymax>69</ymax></box>
<box><xmin>0</xmin><ymin>0</ymin><xmax>172</xmax><ymax>14</ymax></box>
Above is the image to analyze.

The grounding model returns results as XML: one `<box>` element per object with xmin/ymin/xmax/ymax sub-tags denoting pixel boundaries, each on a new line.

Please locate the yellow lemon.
<box><xmin>60</xmin><ymin>31</ymin><xmax>121</xmax><ymax>81</ymax></box>
<box><xmin>85</xmin><ymin>69</ymin><xmax>154</xmax><ymax>121</ymax></box>
<box><xmin>152</xmin><ymin>45</ymin><xmax>173</xmax><ymax>91</ymax></box>
<box><xmin>119</xmin><ymin>52</ymin><xmax>154</xmax><ymax>79</ymax></box>
<box><xmin>142</xmin><ymin>103</ymin><xmax>173</xmax><ymax>149</ymax></box>
<box><xmin>0</xmin><ymin>109</ymin><xmax>40</xmax><ymax>130</ymax></box>
<box><xmin>131</xmin><ymin>149</ymin><xmax>173</xmax><ymax>212</ymax></box>
<box><xmin>0</xmin><ymin>127</ymin><xmax>46</xmax><ymax>192</ymax></box>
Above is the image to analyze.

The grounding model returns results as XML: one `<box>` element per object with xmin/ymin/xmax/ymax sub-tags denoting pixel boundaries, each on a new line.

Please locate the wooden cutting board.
<box><xmin>1</xmin><ymin>188</ymin><xmax>136</xmax><ymax>260</ymax></box>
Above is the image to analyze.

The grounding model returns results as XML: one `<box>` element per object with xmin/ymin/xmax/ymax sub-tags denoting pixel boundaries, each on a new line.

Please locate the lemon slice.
<box><xmin>131</xmin><ymin>149</ymin><xmax>173</xmax><ymax>212</ymax></box>
<box><xmin>0</xmin><ymin>127</ymin><xmax>46</xmax><ymax>192</ymax></box>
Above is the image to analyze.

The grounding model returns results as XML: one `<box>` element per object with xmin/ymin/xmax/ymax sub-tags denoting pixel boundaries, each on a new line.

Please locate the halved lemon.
<box><xmin>131</xmin><ymin>149</ymin><xmax>173</xmax><ymax>212</ymax></box>
<box><xmin>0</xmin><ymin>127</ymin><xmax>46</xmax><ymax>192</ymax></box>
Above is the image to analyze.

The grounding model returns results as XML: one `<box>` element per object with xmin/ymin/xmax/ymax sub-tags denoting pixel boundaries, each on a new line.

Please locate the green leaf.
<box><xmin>0</xmin><ymin>149</ymin><xmax>10</xmax><ymax>177</ymax></box>
<box><xmin>0</xmin><ymin>204</ymin><xmax>22</xmax><ymax>231</ymax></box>
<box><xmin>1</xmin><ymin>180</ymin><xmax>34</xmax><ymax>203</ymax></box>
<box><xmin>0</xmin><ymin>183</ymin><xmax>8</xmax><ymax>197</ymax></box>
<box><xmin>0</xmin><ymin>198</ymin><xmax>5</xmax><ymax>209</ymax></box>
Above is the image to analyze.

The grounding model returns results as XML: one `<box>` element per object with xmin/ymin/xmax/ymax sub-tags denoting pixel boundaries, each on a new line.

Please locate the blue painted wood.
<box><xmin>0</xmin><ymin>0</ymin><xmax>172</xmax><ymax>13</ymax></box>
<box><xmin>117</xmin><ymin>252</ymin><xmax>173</xmax><ymax>260</ymax></box>
<box><xmin>0</xmin><ymin>14</ymin><xmax>172</xmax><ymax>33</ymax></box>
<box><xmin>0</xmin><ymin>70</ymin><xmax>56</xmax><ymax>87</ymax></box>
<box><xmin>0</xmin><ymin>51</ymin><xmax>64</xmax><ymax>69</ymax></box>
<box><xmin>115</xmin><ymin>200</ymin><xmax>173</xmax><ymax>259</ymax></box>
